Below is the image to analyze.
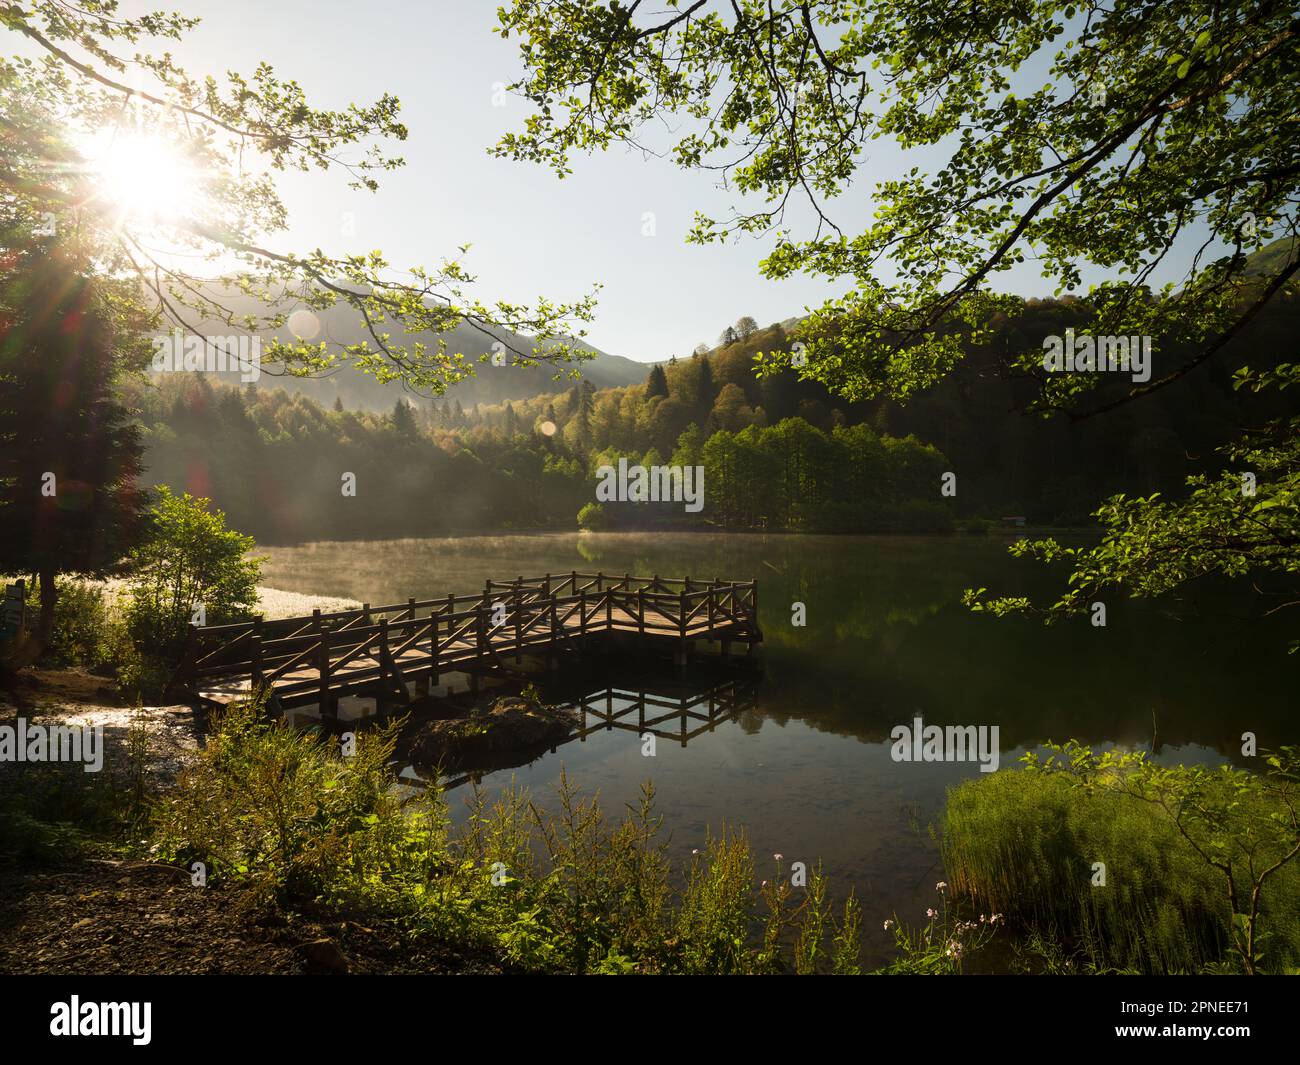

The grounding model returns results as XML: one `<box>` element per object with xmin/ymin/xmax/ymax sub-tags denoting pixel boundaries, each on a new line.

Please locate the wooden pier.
<box><xmin>176</xmin><ymin>572</ymin><xmax>761</xmax><ymax>716</ymax></box>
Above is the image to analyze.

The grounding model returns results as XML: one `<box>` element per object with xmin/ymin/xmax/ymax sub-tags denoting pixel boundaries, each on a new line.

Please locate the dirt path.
<box><xmin>0</xmin><ymin>857</ymin><xmax>503</xmax><ymax>975</ymax></box>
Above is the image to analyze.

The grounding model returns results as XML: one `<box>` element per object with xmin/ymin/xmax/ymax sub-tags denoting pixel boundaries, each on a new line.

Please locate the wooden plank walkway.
<box><xmin>176</xmin><ymin>572</ymin><xmax>761</xmax><ymax>715</ymax></box>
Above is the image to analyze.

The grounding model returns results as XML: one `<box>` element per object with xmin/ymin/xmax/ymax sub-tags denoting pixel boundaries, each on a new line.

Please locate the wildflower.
<box><xmin>761</xmin><ymin>880</ymin><xmax>768</xmax><ymax>888</ymax></box>
<box><xmin>935</xmin><ymin>881</ymin><xmax>947</xmax><ymax>892</ymax></box>
<box><xmin>774</xmin><ymin>852</ymin><xmax>784</xmax><ymax>861</ymax></box>
<box><xmin>979</xmin><ymin>914</ymin><xmax>986</xmax><ymax>923</ymax></box>
<box><xmin>946</xmin><ymin>941</ymin><xmax>962</xmax><ymax>959</ymax></box>
<box><xmin>883</xmin><ymin>919</ymin><xmax>894</xmax><ymax>931</ymax></box>
<box><xmin>926</xmin><ymin>908</ymin><xmax>938</xmax><ymax>920</ymax></box>
<box><xmin>691</xmin><ymin>849</ymin><xmax>699</xmax><ymax>856</ymax></box>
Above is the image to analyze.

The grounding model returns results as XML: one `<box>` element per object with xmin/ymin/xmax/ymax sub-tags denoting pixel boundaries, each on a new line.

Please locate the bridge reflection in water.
<box><xmin>401</xmin><ymin>676</ymin><xmax>759</xmax><ymax>791</ymax></box>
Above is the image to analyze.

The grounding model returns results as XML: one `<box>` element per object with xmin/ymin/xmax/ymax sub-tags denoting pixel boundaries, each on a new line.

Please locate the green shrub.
<box><xmin>14</xmin><ymin>577</ymin><xmax>112</xmax><ymax>668</ymax></box>
<box><xmin>576</xmin><ymin>501</ymin><xmax>608</xmax><ymax>531</ymax></box>
<box><xmin>124</xmin><ymin>487</ymin><xmax>262</xmax><ymax>662</ymax></box>
<box><xmin>942</xmin><ymin>742</ymin><xmax>1300</xmax><ymax>974</ymax></box>
<box><xmin>152</xmin><ymin>698</ymin><xmax>432</xmax><ymax>906</ymax></box>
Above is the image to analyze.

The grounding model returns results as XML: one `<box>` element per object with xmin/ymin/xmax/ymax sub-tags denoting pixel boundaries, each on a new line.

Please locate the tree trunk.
<box><xmin>35</xmin><ymin>566</ymin><xmax>57</xmax><ymax>657</ymax></box>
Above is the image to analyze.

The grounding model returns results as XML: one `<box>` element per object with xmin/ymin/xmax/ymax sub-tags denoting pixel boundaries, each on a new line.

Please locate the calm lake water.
<box><xmin>260</xmin><ymin>532</ymin><xmax>1298</xmax><ymax>967</ymax></box>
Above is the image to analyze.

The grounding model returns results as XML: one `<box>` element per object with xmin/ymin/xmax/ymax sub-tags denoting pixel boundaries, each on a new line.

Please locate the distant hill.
<box><xmin>1242</xmin><ymin>236</ymin><xmax>1299</xmax><ymax>278</ymax></box>
<box><xmin>151</xmin><ymin>285</ymin><xmax>649</xmax><ymax>412</ymax></box>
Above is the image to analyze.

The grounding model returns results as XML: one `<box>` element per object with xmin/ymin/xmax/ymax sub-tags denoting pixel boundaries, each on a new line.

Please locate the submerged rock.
<box><xmin>406</xmin><ymin>695</ymin><xmax>579</xmax><ymax>774</ymax></box>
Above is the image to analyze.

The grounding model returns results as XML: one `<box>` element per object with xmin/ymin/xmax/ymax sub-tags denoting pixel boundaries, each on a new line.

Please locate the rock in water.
<box><xmin>407</xmin><ymin>695</ymin><xmax>579</xmax><ymax>773</ymax></box>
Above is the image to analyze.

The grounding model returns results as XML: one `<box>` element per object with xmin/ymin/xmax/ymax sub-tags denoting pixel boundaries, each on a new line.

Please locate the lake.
<box><xmin>260</xmin><ymin>532</ymin><xmax>1298</xmax><ymax>967</ymax></box>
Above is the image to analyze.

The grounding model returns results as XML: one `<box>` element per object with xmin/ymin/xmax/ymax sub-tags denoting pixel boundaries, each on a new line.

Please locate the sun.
<box><xmin>78</xmin><ymin>129</ymin><xmax>200</xmax><ymax>224</ymax></box>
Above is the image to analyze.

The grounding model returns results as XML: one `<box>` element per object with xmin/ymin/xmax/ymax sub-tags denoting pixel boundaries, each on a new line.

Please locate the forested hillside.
<box><xmin>128</xmin><ymin>252</ymin><xmax>1297</xmax><ymax>543</ymax></box>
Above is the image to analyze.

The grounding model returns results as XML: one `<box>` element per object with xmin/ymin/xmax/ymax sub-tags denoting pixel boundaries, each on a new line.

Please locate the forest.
<box><xmin>131</xmin><ymin>264</ymin><xmax>1295</xmax><ymax>542</ymax></box>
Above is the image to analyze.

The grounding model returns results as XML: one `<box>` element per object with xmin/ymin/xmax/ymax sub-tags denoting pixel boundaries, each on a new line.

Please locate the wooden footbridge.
<box><xmin>176</xmin><ymin>572</ymin><xmax>760</xmax><ymax>718</ymax></box>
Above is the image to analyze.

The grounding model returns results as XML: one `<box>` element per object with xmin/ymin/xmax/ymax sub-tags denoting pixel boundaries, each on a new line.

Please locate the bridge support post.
<box><xmin>251</xmin><ymin>617</ymin><xmax>264</xmax><ymax>692</ymax></box>
<box><xmin>514</xmin><ymin>588</ymin><xmax>522</xmax><ymax>665</ymax></box>
<box><xmin>637</xmin><ymin>587</ymin><xmax>646</xmax><ymax>650</ymax></box>
<box><xmin>376</xmin><ymin>618</ymin><xmax>390</xmax><ymax>720</ymax></box>
<box><xmin>429</xmin><ymin>606</ymin><xmax>440</xmax><ymax>689</ymax></box>
<box><xmin>317</xmin><ymin>628</ymin><xmax>337</xmax><ymax>728</ymax></box>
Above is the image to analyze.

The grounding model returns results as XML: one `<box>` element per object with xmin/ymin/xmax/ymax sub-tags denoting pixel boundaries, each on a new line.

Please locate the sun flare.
<box><xmin>78</xmin><ymin>130</ymin><xmax>200</xmax><ymax>224</ymax></box>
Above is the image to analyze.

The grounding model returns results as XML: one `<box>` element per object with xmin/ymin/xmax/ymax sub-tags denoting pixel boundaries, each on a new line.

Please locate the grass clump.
<box><xmin>941</xmin><ymin>741</ymin><xmax>1300</xmax><ymax>974</ymax></box>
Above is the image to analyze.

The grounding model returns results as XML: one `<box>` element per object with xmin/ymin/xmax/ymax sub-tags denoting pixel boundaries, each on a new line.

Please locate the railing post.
<box><xmin>580</xmin><ymin>589</ymin><xmax>588</xmax><ymax>637</ymax></box>
<box><xmin>165</xmin><ymin>622</ymin><xmax>200</xmax><ymax>697</ymax></box>
<box><xmin>182</xmin><ymin>622</ymin><xmax>199</xmax><ymax>686</ymax></box>
<box><xmin>317</xmin><ymin>628</ymin><xmax>333</xmax><ymax>722</ymax></box>
<box><xmin>513</xmin><ymin>587</ymin><xmax>523</xmax><ymax>663</ymax></box>
<box><xmin>362</xmin><ymin>602</ymin><xmax>371</xmax><ymax>625</ymax></box>
<box><xmin>637</xmin><ymin>588</ymin><xmax>645</xmax><ymax>638</ymax></box>
<box><xmin>429</xmin><ymin>606</ymin><xmax>440</xmax><ymax>687</ymax></box>
<box><xmin>378</xmin><ymin>617</ymin><xmax>390</xmax><ymax>713</ymax></box>
<box><xmin>570</xmin><ymin>569</ymin><xmax>577</xmax><ymax>596</ymax></box>
<box><xmin>251</xmin><ymin>616</ymin><xmax>264</xmax><ymax>690</ymax></box>
<box><xmin>407</xmin><ymin>596</ymin><xmax>416</xmax><ymax>621</ymax></box>
<box><xmin>679</xmin><ymin>590</ymin><xmax>687</xmax><ymax>639</ymax></box>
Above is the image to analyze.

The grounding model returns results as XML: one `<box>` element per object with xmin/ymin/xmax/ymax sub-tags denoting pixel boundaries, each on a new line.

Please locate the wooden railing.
<box><xmin>174</xmin><ymin>573</ymin><xmax>759</xmax><ymax>700</ymax></box>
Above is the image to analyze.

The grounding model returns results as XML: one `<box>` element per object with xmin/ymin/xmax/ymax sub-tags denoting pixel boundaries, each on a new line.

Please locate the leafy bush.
<box><xmin>942</xmin><ymin>742</ymin><xmax>1300</xmax><ymax>974</ymax></box>
<box><xmin>17</xmin><ymin>578</ymin><xmax>112</xmax><ymax>668</ymax></box>
<box><xmin>153</xmin><ymin>699</ymin><xmax>428</xmax><ymax>906</ymax></box>
<box><xmin>124</xmin><ymin>486</ymin><xmax>262</xmax><ymax>663</ymax></box>
<box><xmin>576</xmin><ymin>501</ymin><xmax>608</xmax><ymax>530</ymax></box>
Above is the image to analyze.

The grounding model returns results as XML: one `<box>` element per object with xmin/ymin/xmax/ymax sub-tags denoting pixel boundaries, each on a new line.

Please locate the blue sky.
<box><xmin>110</xmin><ymin>0</ymin><xmax>1217</xmax><ymax>363</ymax></box>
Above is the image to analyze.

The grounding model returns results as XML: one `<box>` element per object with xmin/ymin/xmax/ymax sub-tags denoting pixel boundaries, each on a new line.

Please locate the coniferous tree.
<box><xmin>645</xmin><ymin>363</ymin><xmax>669</xmax><ymax>399</ymax></box>
<box><xmin>697</xmin><ymin>356</ymin><xmax>716</xmax><ymax>419</ymax></box>
<box><xmin>390</xmin><ymin>398</ymin><xmax>418</xmax><ymax>437</ymax></box>
<box><xmin>0</xmin><ymin>247</ymin><xmax>147</xmax><ymax>661</ymax></box>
